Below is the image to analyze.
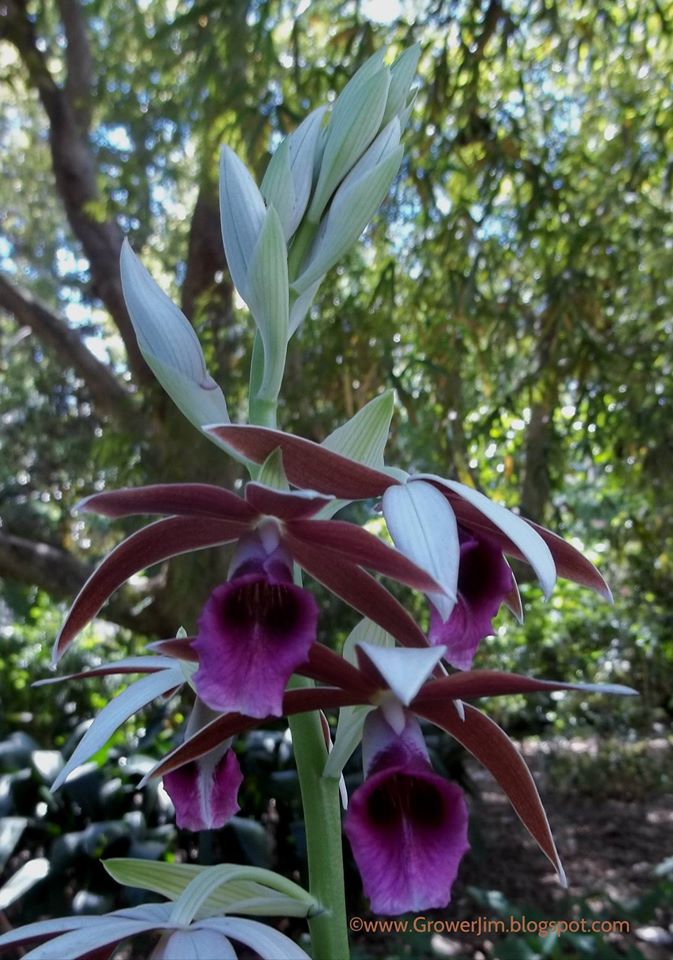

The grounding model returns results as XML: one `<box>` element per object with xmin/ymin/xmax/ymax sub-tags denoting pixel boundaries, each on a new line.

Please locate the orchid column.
<box><xmin>120</xmin><ymin>47</ymin><xmax>420</xmax><ymax>960</ymax></box>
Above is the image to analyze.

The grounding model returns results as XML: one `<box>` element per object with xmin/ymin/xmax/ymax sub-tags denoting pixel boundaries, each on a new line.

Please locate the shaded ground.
<box><xmin>354</xmin><ymin>736</ymin><xmax>673</xmax><ymax>960</ymax></box>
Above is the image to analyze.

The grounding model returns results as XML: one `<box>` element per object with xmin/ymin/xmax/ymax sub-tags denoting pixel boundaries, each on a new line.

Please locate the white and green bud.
<box><xmin>245</xmin><ymin>205</ymin><xmax>289</xmax><ymax>402</ymax></box>
<box><xmin>262</xmin><ymin>106</ymin><xmax>326</xmax><ymax>241</ymax></box>
<box><xmin>120</xmin><ymin>241</ymin><xmax>229</xmax><ymax>429</ymax></box>
<box><xmin>292</xmin><ymin>139</ymin><xmax>403</xmax><ymax>294</ymax></box>
<box><xmin>307</xmin><ymin>52</ymin><xmax>391</xmax><ymax>224</ymax></box>
<box><xmin>219</xmin><ymin>146</ymin><xmax>266</xmax><ymax>301</ymax></box>
<box><xmin>382</xmin><ymin>44</ymin><xmax>421</xmax><ymax>127</ymax></box>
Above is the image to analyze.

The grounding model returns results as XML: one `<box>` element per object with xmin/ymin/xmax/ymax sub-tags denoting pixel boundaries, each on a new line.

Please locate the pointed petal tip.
<box><xmin>557</xmin><ymin>861</ymin><xmax>568</xmax><ymax>889</ymax></box>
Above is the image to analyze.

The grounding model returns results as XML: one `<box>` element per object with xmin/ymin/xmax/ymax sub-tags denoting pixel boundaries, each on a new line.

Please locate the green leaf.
<box><xmin>246</xmin><ymin>205</ymin><xmax>289</xmax><ymax>403</ymax></box>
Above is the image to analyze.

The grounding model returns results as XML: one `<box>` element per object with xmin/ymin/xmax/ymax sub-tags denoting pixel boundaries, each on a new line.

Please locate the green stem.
<box><xmin>246</xmin><ymin>370</ymin><xmax>349</xmax><ymax>959</ymax></box>
<box><xmin>289</xmin><ymin>678</ymin><xmax>350</xmax><ymax>960</ymax></box>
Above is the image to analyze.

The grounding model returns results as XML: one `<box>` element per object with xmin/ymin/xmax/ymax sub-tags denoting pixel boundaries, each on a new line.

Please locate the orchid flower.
<box><xmin>344</xmin><ymin>707</ymin><xmax>469</xmax><ymax>915</ymax></box>
<box><xmin>143</xmin><ymin>638</ymin><xmax>636</xmax><ymax>913</ymax></box>
<box><xmin>206</xmin><ymin>422</ymin><xmax>612</xmax><ymax>670</ymax></box>
<box><xmin>54</xmin><ymin>477</ymin><xmax>444</xmax><ymax>719</ymax></box>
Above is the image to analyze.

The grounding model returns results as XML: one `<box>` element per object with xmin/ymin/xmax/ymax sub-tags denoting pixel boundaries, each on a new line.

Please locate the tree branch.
<box><xmin>2</xmin><ymin>0</ymin><xmax>150</xmax><ymax>385</ymax></box>
<box><xmin>0</xmin><ymin>529</ymin><xmax>175</xmax><ymax>638</ymax></box>
<box><xmin>56</xmin><ymin>0</ymin><xmax>94</xmax><ymax>132</ymax></box>
<box><xmin>0</xmin><ymin>273</ymin><xmax>139</xmax><ymax>430</ymax></box>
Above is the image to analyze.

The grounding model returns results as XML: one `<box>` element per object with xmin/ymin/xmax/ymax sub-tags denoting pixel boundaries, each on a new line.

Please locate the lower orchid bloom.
<box><xmin>209</xmin><ymin>423</ymin><xmax>612</xmax><ymax>670</ymax></box>
<box><xmin>37</xmin><ymin>653</ymin><xmax>243</xmax><ymax>832</ymax></box>
<box><xmin>344</xmin><ymin>707</ymin><xmax>469</xmax><ymax>914</ymax></box>
<box><xmin>147</xmin><ymin>636</ymin><xmax>637</xmax><ymax>912</ymax></box>
<box><xmin>162</xmin><ymin>699</ymin><xmax>243</xmax><ymax>831</ymax></box>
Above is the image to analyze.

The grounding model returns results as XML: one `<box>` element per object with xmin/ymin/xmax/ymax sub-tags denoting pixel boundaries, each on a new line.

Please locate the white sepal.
<box><xmin>419</xmin><ymin>474</ymin><xmax>557</xmax><ymax>598</ymax></box>
<box><xmin>120</xmin><ymin>243</ymin><xmax>229</xmax><ymax>429</ymax></box>
<box><xmin>293</xmin><ymin>145</ymin><xmax>403</xmax><ymax>293</ymax></box>
<box><xmin>151</xmin><ymin>929</ymin><xmax>236</xmax><ymax>960</ymax></box>
<box><xmin>357</xmin><ymin>642</ymin><xmax>446</xmax><ymax>706</ymax></box>
<box><xmin>51</xmin><ymin>668</ymin><xmax>184</xmax><ymax>791</ymax></box>
<box><xmin>323</xmin><ymin>704</ymin><xmax>373</xmax><ymax>780</ymax></box>
<box><xmin>198</xmin><ymin>917</ymin><xmax>312</xmax><ymax>959</ymax></box>
<box><xmin>246</xmin><ymin>204</ymin><xmax>289</xmax><ymax>401</ymax></box>
<box><xmin>256</xmin><ymin>448</ymin><xmax>290</xmax><ymax>490</ymax></box>
<box><xmin>382</xmin><ymin>479</ymin><xmax>459</xmax><ymax>620</ymax></box>
<box><xmin>219</xmin><ymin>146</ymin><xmax>267</xmax><ymax>301</ymax></box>
<box><xmin>325</xmin><ymin>618</ymin><xmax>392</xmax><ymax>779</ymax></box>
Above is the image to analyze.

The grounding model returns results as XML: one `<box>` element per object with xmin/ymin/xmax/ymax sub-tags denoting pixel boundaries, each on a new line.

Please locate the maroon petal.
<box><xmin>147</xmin><ymin>687</ymin><xmax>364</xmax><ymax>781</ymax></box>
<box><xmin>288</xmin><ymin>519</ymin><xmax>443</xmax><ymax>593</ymax></box>
<box><xmin>344</xmin><ymin>713</ymin><xmax>469</xmax><ymax>915</ymax></box>
<box><xmin>286</xmin><ymin>534</ymin><xmax>428</xmax><ymax>648</ymax></box>
<box><xmin>527</xmin><ymin>520</ymin><xmax>612</xmax><ymax>599</ymax></box>
<box><xmin>415</xmin><ymin>700</ymin><xmax>565</xmax><ymax>882</ymax></box>
<box><xmin>299</xmin><ymin>644</ymin><xmax>378</xmax><ymax>697</ymax></box>
<box><xmin>55</xmin><ymin>517</ymin><xmax>248</xmax><ymax>660</ymax></box>
<box><xmin>244</xmin><ymin>483</ymin><xmax>334</xmax><ymax>519</ymax></box>
<box><xmin>192</xmin><ymin>574</ymin><xmax>319</xmax><ymax>718</ymax></box>
<box><xmin>79</xmin><ymin>484</ymin><xmax>256</xmax><ymax>522</ymax></box>
<box><xmin>147</xmin><ymin>637</ymin><xmax>199</xmax><ymax>662</ymax></box>
<box><xmin>413</xmin><ymin>669</ymin><xmax>629</xmax><ymax>703</ymax></box>
<box><xmin>208</xmin><ymin>425</ymin><xmax>395</xmax><ymax>499</ymax></box>
<box><xmin>163</xmin><ymin>747</ymin><xmax>243</xmax><ymax>831</ymax></box>
<box><xmin>429</xmin><ymin>536</ymin><xmax>515</xmax><ymax>670</ymax></box>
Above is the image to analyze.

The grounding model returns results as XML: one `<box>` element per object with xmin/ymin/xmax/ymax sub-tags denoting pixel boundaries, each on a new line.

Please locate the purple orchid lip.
<box><xmin>345</xmin><ymin>710</ymin><xmax>469</xmax><ymax>915</ymax></box>
<box><xmin>429</xmin><ymin>531</ymin><xmax>515</xmax><ymax>670</ymax></box>
<box><xmin>192</xmin><ymin>571</ymin><xmax>319</xmax><ymax>719</ymax></box>
<box><xmin>163</xmin><ymin>745</ymin><xmax>243</xmax><ymax>831</ymax></box>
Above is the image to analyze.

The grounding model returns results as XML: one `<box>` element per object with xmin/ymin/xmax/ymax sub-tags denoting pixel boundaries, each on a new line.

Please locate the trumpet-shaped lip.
<box><xmin>192</xmin><ymin>572</ymin><xmax>319</xmax><ymax>719</ymax></box>
<box><xmin>344</xmin><ymin>726</ymin><xmax>469</xmax><ymax>915</ymax></box>
<box><xmin>429</xmin><ymin>532</ymin><xmax>515</xmax><ymax>670</ymax></box>
<box><xmin>163</xmin><ymin>747</ymin><xmax>243</xmax><ymax>832</ymax></box>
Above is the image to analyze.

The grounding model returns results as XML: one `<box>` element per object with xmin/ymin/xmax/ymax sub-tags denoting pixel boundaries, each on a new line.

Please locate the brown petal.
<box><xmin>288</xmin><ymin>519</ymin><xmax>444</xmax><ymax>592</ymax></box>
<box><xmin>79</xmin><ymin>483</ymin><xmax>256</xmax><ymax>522</ymax></box>
<box><xmin>286</xmin><ymin>534</ymin><xmax>428</xmax><ymax>648</ymax></box>
<box><xmin>415</xmin><ymin>700</ymin><xmax>565</xmax><ymax>883</ymax></box>
<box><xmin>208</xmin><ymin>425</ymin><xmax>395</xmax><ymax>499</ymax></box>
<box><xmin>146</xmin><ymin>687</ymin><xmax>363</xmax><ymax>780</ymax></box>
<box><xmin>54</xmin><ymin>517</ymin><xmax>248</xmax><ymax>660</ymax></box>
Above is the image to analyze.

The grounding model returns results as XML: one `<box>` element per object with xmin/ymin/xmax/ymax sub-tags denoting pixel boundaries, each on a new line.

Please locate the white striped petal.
<box><xmin>419</xmin><ymin>474</ymin><xmax>557</xmax><ymax>597</ymax></box>
<box><xmin>357</xmin><ymin>643</ymin><xmax>447</xmax><ymax>706</ymax></box>
<box><xmin>51</xmin><ymin>667</ymin><xmax>184</xmax><ymax>791</ymax></box>
<box><xmin>382</xmin><ymin>480</ymin><xmax>458</xmax><ymax>620</ymax></box>
<box><xmin>198</xmin><ymin>917</ymin><xmax>311</xmax><ymax>959</ymax></box>
<box><xmin>152</xmin><ymin>929</ymin><xmax>236</xmax><ymax>960</ymax></box>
